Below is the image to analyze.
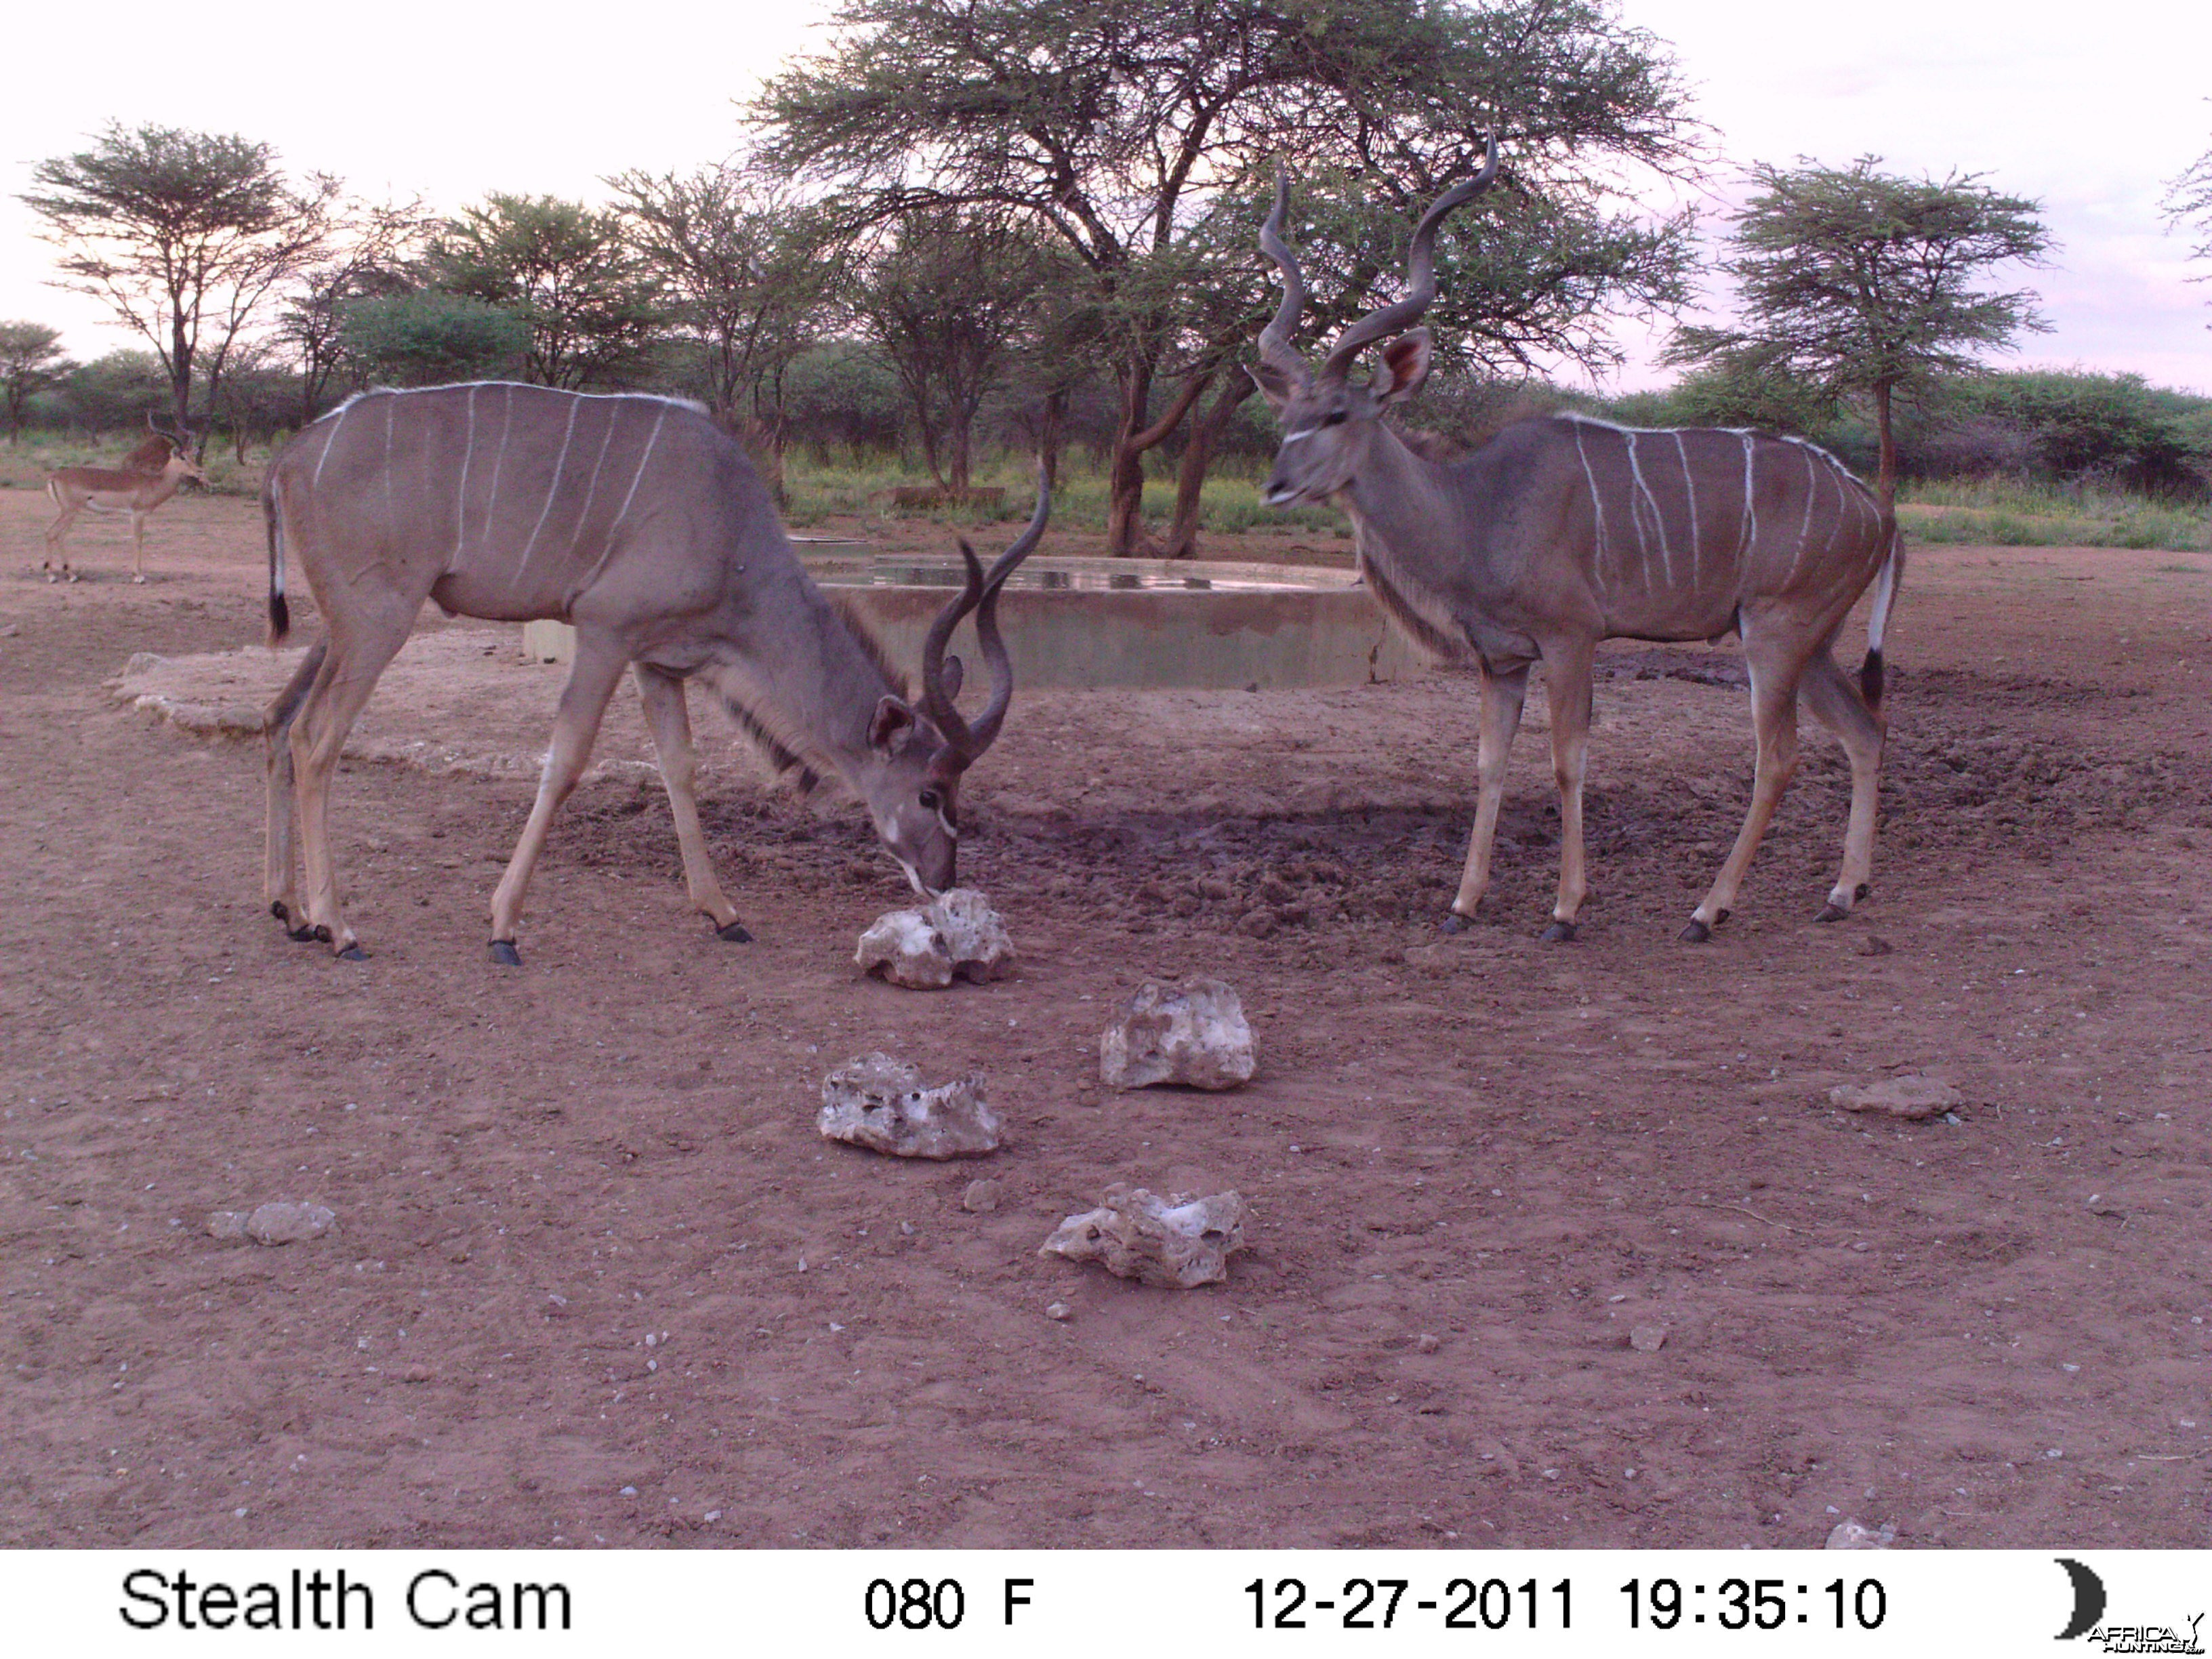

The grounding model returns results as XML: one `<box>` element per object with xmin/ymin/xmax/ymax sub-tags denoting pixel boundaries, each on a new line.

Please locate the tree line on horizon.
<box><xmin>6</xmin><ymin>0</ymin><xmax>2211</xmax><ymax>551</ymax></box>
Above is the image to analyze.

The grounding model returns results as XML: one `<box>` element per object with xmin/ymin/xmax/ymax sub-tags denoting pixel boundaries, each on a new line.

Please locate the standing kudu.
<box><xmin>262</xmin><ymin>382</ymin><xmax>1046</xmax><ymax>964</ymax></box>
<box><xmin>1252</xmin><ymin>140</ymin><xmax>1902</xmax><ymax>941</ymax></box>
<box><xmin>42</xmin><ymin>423</ymin><xmax>206</xmax><ymax>583</ymax></box>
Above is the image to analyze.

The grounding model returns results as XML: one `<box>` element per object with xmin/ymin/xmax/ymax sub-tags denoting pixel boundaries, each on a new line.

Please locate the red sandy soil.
<box><xmin>2</xmin><ymin>486</ymin><xmax>2209</xmax><ymax>1549</ymax></box>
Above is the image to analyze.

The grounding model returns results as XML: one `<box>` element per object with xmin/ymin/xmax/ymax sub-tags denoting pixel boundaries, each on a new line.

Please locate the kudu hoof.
<box><xmin>311</xmin><ymin>924</ymin><xmax>333</xmax><ymax>943</ymax></box>
<box><xmin>1540</xmin><ymin>920</ymin><xmax>1578</xmax><ymax>943</ymax></box>
<box><xmin>270</xmin><ymin>900</ymin><xmax>289</xmax><ymax>923</ymax></box>
<box><xmin>1439</xmin><ymin>913</ymin><xmax>1473</xmax><ymax>935</ymax></box>
<box><xmin>489</xmin><ymin>939</ymin><xmax>522</xmax><ymax>968</ymax></box>
<box><xmin>715</xmin><ymin>920</ymin><xmax>754</xmax><ymax>944</ymax></box>
<box><xmin>337</xmin><ymin>944</ymin><xmax>369</xmax><ymax>962</ymax></box>
<box><xmin>287</xmin><ymin>925</ymin><xmax>319</xmax><ymax>943</ymax></box>
<box><xmin>1679</xmin><ymin>918</ymin><xmax>1712</xmax><ymax>944</ymax></box>
<box><xmin>1855</xmin><ymin>882</ymin><xmax>1871</xmax><ymax>901</ymax></box>
<box><xmin>1815</xmin><ymin>903</ymin><xmax>1849</xmax><ymax>924</ymax></box>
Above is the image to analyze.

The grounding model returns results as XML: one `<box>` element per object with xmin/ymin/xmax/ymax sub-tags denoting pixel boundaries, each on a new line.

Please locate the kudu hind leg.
<box><xmin>488</xmin><ymin>636</ymin><xmax>629</xmax><ymax>962</ymax></box>
<box><xmin>1799</xmin><ymin>652</ymin><xmax>1885</xmax><ymax>920</ymax></box>
<box><xmin>1445</xmin><ymin>662</ymin><xmax>1529</xmax><ymax>929</ymax></box>
<box><xmin>1685</xmin><ymin>638</ymin><xmax>1803</xmax><ymax>941</ymax></box>
<box><xmin>264</xmin><ymin>637</ymin><xmax>329</xmax><ymax>933</ymax></box>
<box><xmin>634</xmin><ymin>665</ymin><xmax>747</xmax><ymax>940</ymax></box>
<box><xmin>292</xmin><ymin>615</ymin><xmax>415</xmax><ymax>958</ymax></box>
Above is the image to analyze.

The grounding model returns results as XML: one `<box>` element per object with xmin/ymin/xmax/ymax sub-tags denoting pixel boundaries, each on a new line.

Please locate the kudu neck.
<box><xmin>705</xmin><ymin>566</ymin><xmax>902</xmax><ymax>786</ymax></box>
<box><xmin>1340</xmin><ymin>422</ymin><xmax>1469</xmax><ymax>567</ymax></box>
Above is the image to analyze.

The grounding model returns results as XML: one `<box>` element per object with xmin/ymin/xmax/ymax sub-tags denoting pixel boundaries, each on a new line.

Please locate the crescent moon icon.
<box><xmin>2055</xmin><ymin>1557</ymin><xmax>2106</xmax><ymax>1641</ymax></box>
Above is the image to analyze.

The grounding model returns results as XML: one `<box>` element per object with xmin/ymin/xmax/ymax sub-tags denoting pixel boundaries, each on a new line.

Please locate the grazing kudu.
<box><xmin>1252</xmin><ymin>144</ymin><xmax>1902</xmax><ymax>941</ymax></box>
<box><xmin>42</xmin><ymin>428</ymin><xmax>206</xmax><ymax>583</ymax></box>
<box><xmin>261</xmin><ymin>382</ymin><xmax>1046</xmax><ymax>964</ymax></box>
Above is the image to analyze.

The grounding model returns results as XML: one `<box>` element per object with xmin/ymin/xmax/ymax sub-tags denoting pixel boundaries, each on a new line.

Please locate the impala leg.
<box><xmin>130</xmin><ymin>511</ymin><xmax>148</xmax><ymax>583</ymax></box>
<box><xmin>634</xmin><ymin>664</ymin><xmax>747</xmax><ymax>940</ymax></box>
<box><xmin>264</xmin><ymin>637</ymin><xmax>330</xmax><ymax>935</ymax></box>
<box><xmin>292</xmin><ymin>615</ymin><xmax>415</xmax><ymax>959</ymax></box>
<box><xmin>1542</xmin><ymin>642</ymin><xmax>1595</xmax><ymax>942</ymax></box>
<box><xmin>1799</xmin><ymin>651</ymin><xmax>1885</xmax><ymax>920</ymax></box>
<box><xmin>42</xmin><ymin>504</ymin><xmax>79</xmax><ymax>581</ymax></box>
<box><xmin>1685</xmin><ymin>638</ymin><xmax>1803</xmax><ymax>941</ymax></box>
<box><xmin>1446</xmin><ymin>661</ymin><xmax>1528</xmax><ymax>928</ymax></box>
<box><xmin>488</xmin><ymin>636</ymin><xmax>628</xmax><ymax>963</ymax></box>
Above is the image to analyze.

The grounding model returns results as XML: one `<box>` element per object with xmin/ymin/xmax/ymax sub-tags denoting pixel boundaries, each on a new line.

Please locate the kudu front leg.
<box><xmin>488</xmin><ymin>638</ymin><xmax>628</xmax><ymax>965</ymax></box>
<box><xmin>1443</xmin><ymin>662</ymin><xmax>1528</xmax><ymax>932</ymax></box>
<box><xmin>1540</xmin><ymin>643</ymin><xmax>1595</xmax><ymax>942</ymax></box>
<box><xmin>634</xmin><ymin>664</ymin><xmax>750</xmax><ymax>942</ymax></box>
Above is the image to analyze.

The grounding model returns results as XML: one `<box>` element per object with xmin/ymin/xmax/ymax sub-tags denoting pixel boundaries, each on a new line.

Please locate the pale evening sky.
<box><xmin>1</xmin><ymin>0</ymin><xmax>2207</xmax><ymax>393</ymax></box>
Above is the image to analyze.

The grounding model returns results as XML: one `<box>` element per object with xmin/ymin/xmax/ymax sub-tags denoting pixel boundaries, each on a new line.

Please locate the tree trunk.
<box><xmin>1161</xmin><ymin>373</ymin><xmax>1256</xmax><ymax>559</ymax></box>
<box><xmin>947</xmin><ymin>403</ymin><xmax>974</xmax><ymax>497</ymax></box>
<box><xmin>1872</xmin><ymin>380</ymin><xmax>1898</xmax><ymax>512</ymax></box>
<box><xmin>1103</xmin><ymin>362</ymin><xmax>1213</xmax><ymax>555</ymax></box>
<box><xmin>1036</xmin><ymin>387</ymin><xmax>1067</xmax><ymax>494</ymax></box>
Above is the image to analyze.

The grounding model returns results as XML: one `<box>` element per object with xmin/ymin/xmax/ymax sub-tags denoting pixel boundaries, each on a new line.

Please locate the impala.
<box><xmin>262</xmin><ymin>382</ymin><xmax>1045</xmax><ymax>963</ymax></box>
<box><xmin>42</xmin><ymin>428</ymin><xmax>205</xmax><ymax>583</ymax></box>
<box><xmin>1252</xmin><ymin>142</ymin><xmax>1902</xmax><ymax>942</ymax></box>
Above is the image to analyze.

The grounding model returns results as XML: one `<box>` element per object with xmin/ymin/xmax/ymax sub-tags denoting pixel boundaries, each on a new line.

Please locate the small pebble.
<box><xmin>962</xmin><ymin>1179</ymin><xmax>1003</xmax><ymax>1214</ymax></box>
<box><xmin>1044</xmin><ymin>1302</ymin><xmax>1071</xmax><ymax>1322</ymax></box>
<box><xmin>1414</xmin><ymin>1332</ymin><xmax>1441</xmax><ymax>1354</ymax></box>
<box><xmin>1629</xmin><ymin>1325</ymin><xmax>1668</xmax><ymax>1353</ymax></box>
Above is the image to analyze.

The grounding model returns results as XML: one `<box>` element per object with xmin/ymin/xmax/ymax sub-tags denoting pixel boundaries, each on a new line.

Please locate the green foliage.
<box><xmin>54</xmin><ymin>350</ymin><xmax>169</xmax><ymax>431</ymax></box>
<box><xmin>428</xmin><ymin>194</ymin><xmax>663</xmax><ymax>389</ymax></box>
<box><xmin>338</xmin><ymin>291</ymin><xmax>528</xmax><ymax>387</ymax></box>
<box><xmin>1897</xmin><ymin>476</ymin><xmax>2207</xmax><ymax>552</ymax></box>
<box><xmin>1929</xmin><ymin>370</ymin><xmax>2209</xmax><ymax>495</ymax></box>
<box><xmin>0</xmin><ymin>321</ymin><xmax>76</xmax><ymax>441</ymax></box>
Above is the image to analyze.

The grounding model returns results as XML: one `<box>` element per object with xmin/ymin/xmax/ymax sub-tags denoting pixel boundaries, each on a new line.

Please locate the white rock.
<box><xmin>1828</xmin><ymin>1076</ymin><xmax>1961</xmax><ymax>1120</ymax></box>
<box><xmin>931</xmin><ymin>889</ymin><xmax>1015</xmax><ymax>983</ymax></box>
<box><xmin>855</xmin><ymin>909</ymin><xmax>954</xmax><ymax>989</ymax></box>
<box><xmin>818</xmin><ymin>1053</ymin><xmax>1003</xmax><ymax>1159</ymax></box>
<box><xmin>1629</xmin><ymin>1324</ymin><xmax>1669</xmax><ymax>1353</ymax></box>
<box><xmin>1825</xmin><ymin>1519</ymin><xmax>1897</xmax><ymax>1549</ymax></box>
<box><xmin>243</xmin><ymin>1202</ymin><xmax>335</xmax><ymax>1245</ymax></box>
<box><xmin>1041</xmin><ymin>1185</ymin><xmax>1248</xmax><ymax>1288</ymax></box>
<box><xmin>207</xmin><ymin>1210</ymin><xmax>248</xmax><ymax>1240</ymax></box>
<box><xmin>1100</xmin><ymin>978</ymin><xmax>1256</xmax><ymax>1090</ymax></box>
<box><xmin>854</xmin><ymin>888</ymin><xmax>1015</xmax><ymax>989</ymax></box>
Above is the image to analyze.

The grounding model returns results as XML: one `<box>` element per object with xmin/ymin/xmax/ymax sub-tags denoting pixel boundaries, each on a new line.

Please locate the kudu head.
<box><xmin>860</xmin><ymin>472</ymin><xmax>1049</xmax><ymax>896</ymax></box>
<box><xmin>1250</xmin><ymin>136</ymin><xmax>1499</xmax><ymax>507</ymax></box>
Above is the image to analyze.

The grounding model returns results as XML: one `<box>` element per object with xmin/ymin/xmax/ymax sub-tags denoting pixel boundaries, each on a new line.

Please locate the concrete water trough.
<box><xmin>519</xmin><ymin>554</ymin><xmax>1431</xmax><ymax>689</ymax></box>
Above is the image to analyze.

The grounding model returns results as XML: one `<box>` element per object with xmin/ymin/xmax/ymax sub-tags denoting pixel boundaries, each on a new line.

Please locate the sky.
<box><xmin>3</xmin><ymin>0</ymin><xmax>2208</xmax><ymax>393</ymax></box>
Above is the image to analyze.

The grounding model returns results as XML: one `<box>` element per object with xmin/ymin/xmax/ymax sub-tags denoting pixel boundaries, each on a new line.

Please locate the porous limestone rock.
<box><xmin>1824</xmin><ymin>1519</ymin><xmax>1897</xmax><ymax>1550</ymax></box>
<box><xmin>1099</xmin><ymin>978</ymin><xmax>1255</xmax><ymax>1090</ymax></box>
<box><xmin>818</xmin><ymin>1053</ymin><xmax>1003</xmax><ymax>1159</ymax></box>
<box><xmin>210</xmin><ymin>1202</ymin><xmax>335</xmax><ymax>1245</ymax></box>
<box><xmin>855</xmin><ymin>888</ymin><xmax>1015</xmax><ymax>989</ymax></box>
<box><xmin>1040</xmin><ymin>1185</ymin><xmax>1248</xmax><ymax>1288</ymax></box>
<box><xmin>1828</xmin><ymin>1075</ymin><xmax>1961</xmax><ymax>1120</ymax></box>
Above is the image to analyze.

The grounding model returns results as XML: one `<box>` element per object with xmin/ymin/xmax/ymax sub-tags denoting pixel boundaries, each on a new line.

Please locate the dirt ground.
<box><xmin>3</xmin><ymin>486</ymin><xmax>2209</xmax><ymax>1551</ymax></box>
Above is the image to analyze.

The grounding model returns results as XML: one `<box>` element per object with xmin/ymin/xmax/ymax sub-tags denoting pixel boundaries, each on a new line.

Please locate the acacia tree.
<box><xmin>428</xmin><ymin>194</ymin><xmax>663</xmax><ymax>389</ymax></box>
<box><xmin>2165</xmin><ymin>131</ymin><xmax>2212</xmax><ymax>313</ymax></box>
<box><xmin>274</xmin><ymin>198</ymin><xmax>430</xmax><ymax>423</ymax></box>
<box><xmin>1664</xmin><ymin>156</ymin><xmax>2053</xmax><ymax>506</ymax></box>
<box><xmin>754</xmin><ymin>0</ymin><xmax>1698</xmax><ymax>553</ymax></box>
<box><xmin>607</xmin><ymin>167</ymin><xmax>838</xmax><ymax>485</ymax></box>
<box><xmin>854</xmin><ymin>210</ymin><xmax>1054</xmax><ymax>493</ymax></box>
<box><xmin>22</xmin><ymin>123</ymin><xmax>339</xmax><ymax>447</ymax></box>
<box><xmin>0</xmin><ymin>322</ymin><xmax>75</xmax><ymax>443</ymax></box>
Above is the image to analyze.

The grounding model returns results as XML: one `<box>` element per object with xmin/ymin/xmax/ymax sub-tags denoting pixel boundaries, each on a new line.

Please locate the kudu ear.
<box><xmin>940</xmin><ymin>653</ymin><xmax>964</xmax><ymax>705</ymax></box>
<box><xmin>868</xmin><ymin>695</ymin><xmax>917</xmax><ymax>755</ymax></box>
<box><xmin>1248</xmin><ymin>360</ymin><xmax>1300</xmax><ymax>414</ymax></box>
<box><xmin>1377</xmin><ymin>330</ymin><xmax>1434</xmax><ymax>405</ymax></box>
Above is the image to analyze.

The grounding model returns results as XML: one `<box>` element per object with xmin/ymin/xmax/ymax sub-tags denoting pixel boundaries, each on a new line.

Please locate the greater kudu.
<box><xmin>1252</xmin><ymin>144</ymin><xmax>1902</xmax><ymax>941</ymax></box>
<box><xmin>42</xmin><ymin>426</ymin><xmax>206</xmax><ymax>583</ymax></box>
<box><xmin>262</xmin><ymin>382</ymin><xmax>1045</xmax><ymax>963</ymax></box>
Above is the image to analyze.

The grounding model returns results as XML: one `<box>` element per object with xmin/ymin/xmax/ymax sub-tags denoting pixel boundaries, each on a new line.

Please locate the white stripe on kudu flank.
<box><xmin>311</xmin><ymin>400</ymin><xmax>353</xmax><ymax>489</ymax></box>
<box><xmin>381</xmin><ymin>394</ymin><xmax>396</xmax><ymax>531</ymax></box>
<box><xmin>1788</xmin><ymin>444</ymin><xmax>1818</xmax><ymax>585</ymax></box>
<box><xmin>453</xmin><ymin>385</ymin><xmax>478</xmax><ymax>565</ymax></box>
<box><xmin>610</xmin><ymin>405</ymin><xmax>669</xmax><ymax>539</ymax></box>
<box><xmin>1675</xmin><ymin>431</ymin><xmax>1700</xmax><ymax>582</ymax></box>
<box><xmin>1572</xmin><ymin>422</ymin><xmax>1610</xmax><ymax>575</ymax></box>
<box><xmin>1738</xmin><ymin>433</ymin><xmax>1757</xmax><ymax>558</ymax></box>
<box><xmin>483</xmin><ymin>384</ymin><xmax>516</xmax><ymax>550</ymax></box>
<box><xmin>517</xmin><ymin>395</ymin><xmax>582</xmax><ymax>576</ymax></box>
<box><xmin>565</xmin><ymin>402</ymin><xmax>622</xmax><ymax>562</ymax></box>
<box><xmin>1624</xmin><ymin>429</ymin><xmax>1670</xmax><ymax>583</ymax></box>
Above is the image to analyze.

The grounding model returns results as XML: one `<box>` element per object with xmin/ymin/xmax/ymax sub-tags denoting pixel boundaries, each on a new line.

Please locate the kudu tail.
<box><xmin>264</xmin><ymin>483</ymin><xmax>289</xmax><ymax>644</ymax></box>
<box><xmin>1860</xmin><ymin>520</ymin><xmax>1904</xmax><ymax>716</ymax></box>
